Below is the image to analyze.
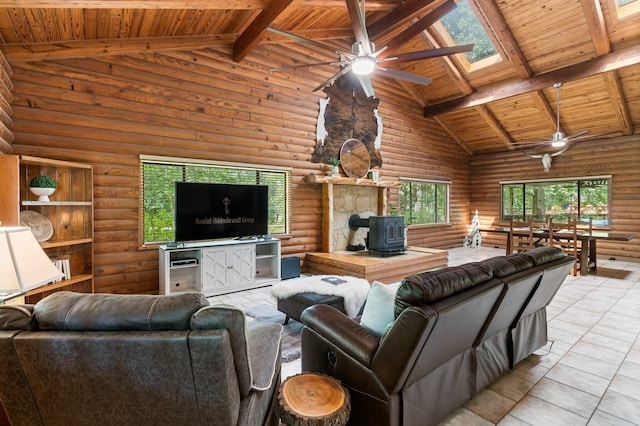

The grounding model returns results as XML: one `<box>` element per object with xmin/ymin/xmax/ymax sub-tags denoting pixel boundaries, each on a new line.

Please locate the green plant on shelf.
<box><xmin>326</xmin><ymin>158</ymin><xmax>341</xmax><ymax>166</ymax></box>
<box><xmin>29</xmin><ymin>175</ymin><xmax>56</xmax><ymax>188</ymax></box>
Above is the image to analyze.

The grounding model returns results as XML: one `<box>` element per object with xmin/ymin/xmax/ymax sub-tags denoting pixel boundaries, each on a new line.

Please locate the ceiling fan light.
<box><xmin>551</xmin><ymin>131</ymin><xmax>567</xmax><ymax>147</ymax></box>
<box><xmin>351</xmin><ymin>56</ymin><xmax>376</xmax><ymax>75</ymax></box>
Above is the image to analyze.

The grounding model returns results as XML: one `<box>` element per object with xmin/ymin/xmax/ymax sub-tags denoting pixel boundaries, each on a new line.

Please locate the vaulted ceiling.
<box><xmin>0</xmin><ymin>0</ymin><xmax>638</xmax><ymax>155</ymax></box>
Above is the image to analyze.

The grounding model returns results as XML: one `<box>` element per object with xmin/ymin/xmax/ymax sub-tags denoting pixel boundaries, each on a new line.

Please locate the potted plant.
<box><xmin>29</xmin><ymin>175</ymin><xmax>57</xmax><ymax>202</ymax></box>
<box><xmin>327</xmin><ymin>158</ymin><xmax>341</xmax><ymax>176</ymax></box>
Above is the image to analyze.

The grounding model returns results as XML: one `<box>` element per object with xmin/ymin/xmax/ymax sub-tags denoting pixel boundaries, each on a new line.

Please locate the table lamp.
<box><xmin>0</xmin><ymin>226</ymin><xmax>64</xmax><ymax>295</ymax></box>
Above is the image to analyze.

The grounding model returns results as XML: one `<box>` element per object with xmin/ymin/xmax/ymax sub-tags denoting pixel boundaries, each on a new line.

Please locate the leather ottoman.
<box><xmin>277</xmin><ymin>292</ymin><xmax>346</xmax><ymax>325</ymax></box>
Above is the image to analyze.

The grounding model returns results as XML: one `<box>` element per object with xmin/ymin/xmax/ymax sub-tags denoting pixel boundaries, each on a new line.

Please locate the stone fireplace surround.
<box><xmin>304</xmin><ymin>175</ymin><xmax>397</xmax><ymax>253</ymax></box>
<box><xmin>332</xmin><ymin>185</ymin><xmax>379</xmax><ymax>252</ymax></box>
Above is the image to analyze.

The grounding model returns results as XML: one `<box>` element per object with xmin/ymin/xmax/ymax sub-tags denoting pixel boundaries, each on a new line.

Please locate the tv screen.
<box><xmin>175</xmin><ymin>182</ymin><xmax>269</xmax><ymax>242</ymax></box>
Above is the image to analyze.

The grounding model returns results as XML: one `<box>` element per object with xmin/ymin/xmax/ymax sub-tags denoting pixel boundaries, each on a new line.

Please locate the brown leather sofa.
<box><xmin>301</xmin><ymin>246</ymin><xmax>575</xmax><ymax>426</ymax></box>
<box><xmin>0</xmin><ymin>291</ymin><xmax>283</xmax><ymax>426</ymax></box>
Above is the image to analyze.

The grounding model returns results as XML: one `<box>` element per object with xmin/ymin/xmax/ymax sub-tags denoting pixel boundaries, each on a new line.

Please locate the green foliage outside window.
<box><xmin>440</xmin><ymin>0</ymin><xmax>498</xmax><ymax>63</ymax></box>
<box><xmin>502</xmin><ymin>178</ymin><xmax>610</xmax><ymax>225</ymax></box>
<box><xmin>142</xmin><ymin>161</ymin><xmax>289</xmax><ymax>243</ymax></box>
<box><xmin>399</xmin><ymin>181</ymin><xmax>449</xmax><ymax>225</ymax></box>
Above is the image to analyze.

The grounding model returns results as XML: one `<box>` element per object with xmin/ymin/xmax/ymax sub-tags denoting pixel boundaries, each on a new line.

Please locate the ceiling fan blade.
<box><xmin>312</xmin><ymin>66</ymin><xmax>353</xmax><ymax>92</ymax></box>
<box><xmin>378</xmin><ymin>0</ymin><xmax>457</xmax><ymax>59</ymax></box>
<box><xmin>511</xmin><ymin>142</ymin><xmax>551</xmax><ymax>150</ymax></box>
<box><xmin>270</xmin><ymin>61</ymin><xmax>348</xmax><ymax>72</ymax></box>
<box><xmin>568</xmin><ymin>130</ymin><xmax>619</xmax><ymax>142</ymax></box>
<box><xmin>376</xmin><ymin>67</ymin><xmax>433</xmax><ymax>86</ymax></box>
<box><xmin>266</xmin><ymin>27</ymin><xmax>352</xmax><ymax>56</ymax></box>
<box><xmin>381</xmin><ymin>44</ymin><xmax>475</xmax><ymax>64</ymax></box>
<box><xmin>566</xmin><ymin>130</ymin><xmax>589</xmax><ymax>140</ymax></box>
<box><xmin>346</xmin><ymin>0</ymin><xmax>372</xmax><ymax>55</ymax></box>
<box><xmin>356</xmin><ymin>74</ymin><xmax>375</xmax><ymax>98</ymax></box>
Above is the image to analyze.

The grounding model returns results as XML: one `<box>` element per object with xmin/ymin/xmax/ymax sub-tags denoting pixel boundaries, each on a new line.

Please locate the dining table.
<box><xmin>479</xmin><ymin>226</ymin><xmax>636</xmax><ymax>276</ymax></box>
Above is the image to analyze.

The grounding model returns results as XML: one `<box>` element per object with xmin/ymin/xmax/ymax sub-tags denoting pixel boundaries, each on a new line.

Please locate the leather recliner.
<box><xmin>0</xmin><ymin>291</ymin><xmax>283</xmax><ymax>426</ymax></box>
<box><xmin>301</xmin><ymin>246</ymin><xmax>574</xmax><ymax>426</ymax></box>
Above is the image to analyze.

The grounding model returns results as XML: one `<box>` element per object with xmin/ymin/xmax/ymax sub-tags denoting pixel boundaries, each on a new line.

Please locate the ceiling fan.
<box><xmin>512</xmin><ymin>82</ymin><xmax>617</xmax><ymax>151</ymax></box>
<box><xmin>267</xmin><ymin>0</ymin><xmax>474</xmax><ymax>97</ymax></box>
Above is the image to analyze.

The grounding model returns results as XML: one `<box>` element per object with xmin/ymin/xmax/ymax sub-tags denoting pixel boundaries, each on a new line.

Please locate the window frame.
<box><xmin>139</xmin><ymin>154</ymin><xmax>292</xmax><ymax>247</ymax></box>
<box><xmin>398</xmin><ymin>178</ymin><xmax>451</xmax><ymax>227</ymax></box>
<box><xmin>500</xmin><ymin>175</ymin><xmax>612</xmax><ymax>227</ymax></box>
<box><xmin>612</xmin><ymin>0</ymin><xmax>640</xmax><ymax>19</ymax></box>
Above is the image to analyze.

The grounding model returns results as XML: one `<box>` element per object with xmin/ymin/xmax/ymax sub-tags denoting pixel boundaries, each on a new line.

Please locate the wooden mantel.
<box><xmin>304</xmin><ymin>174</ymin><xmax>400</xmax><ymax>253</ymax></box>
<box><xmin>303</xmin><ymin>174</ymin><xmax>401</xmax><ymax>187</ymax></box>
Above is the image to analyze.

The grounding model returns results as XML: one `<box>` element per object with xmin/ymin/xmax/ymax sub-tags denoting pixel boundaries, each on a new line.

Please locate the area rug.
<box><xmin>246</xmin><ymin>304</ymin><xmax>303</xmax><ymax>363</ymax></box>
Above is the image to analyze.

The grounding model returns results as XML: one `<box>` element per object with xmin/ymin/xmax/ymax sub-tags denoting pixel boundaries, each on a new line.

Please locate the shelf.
<box><xmin>169</xmin><ymin>263</ymin><xmax>200</xmax><ymax>270</ymax></box>
<box><xmin>304</xmin><ymin>174</ymin><xmax>400</xmax><ymax>187</ymax></box>
<box><xmin>24</xmin><ymin>273</ymin><xmax>93</xmax><ymax>296</ymax></box>
<box><xmin>22</xmin><ymin>201</ymin><xmax>92</xmax><ymax>206</ymax></box>
<box><xmin>257</xmin><ymin>254</ymin><xmax>277</xmax><ymax>260</ymax></box>
<box><xmin>41</xmin><ymin>238</ymin><xmax>93</xmax><ymax>249</ymax></box>
<box><xmin>0</xmin><ymin>154</ymin><xmax>95</xmax><ymax>302</ymax></box>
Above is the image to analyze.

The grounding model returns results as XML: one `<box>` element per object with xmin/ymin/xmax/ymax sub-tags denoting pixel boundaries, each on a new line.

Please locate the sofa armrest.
<box><xmin>301</xmin><ymin>304</ymin><xmax>380</xmax><ymax>366</ymax></box>
<box><xmin>247</xmin><ymin>322</ymin><xmax>283</xmax><ymax>391</ymax></box>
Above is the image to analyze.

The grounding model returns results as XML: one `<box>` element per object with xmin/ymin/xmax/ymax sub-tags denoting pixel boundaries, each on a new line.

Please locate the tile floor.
<box><xmin>208</xmin><ymin>247</ymin><xmax>640</xmax><ymax>425</ymax></box>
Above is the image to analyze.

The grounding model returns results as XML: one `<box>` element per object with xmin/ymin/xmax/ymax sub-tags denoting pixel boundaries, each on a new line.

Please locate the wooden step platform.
<box><xmin>304</xmin><ymin>247</ymin><xmax>448</xmax><ymax>284</ymax></box>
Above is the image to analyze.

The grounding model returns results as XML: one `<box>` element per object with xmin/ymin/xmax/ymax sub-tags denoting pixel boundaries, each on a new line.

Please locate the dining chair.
<box><xmin>509</xmin><ymin>216</ymin><xmax>535</xmax><ymax>254</ymax></box>
<box><xmin>549</xmin><ymin>218</ymin><xmax>585</xmax><ymax>276</ymax></box>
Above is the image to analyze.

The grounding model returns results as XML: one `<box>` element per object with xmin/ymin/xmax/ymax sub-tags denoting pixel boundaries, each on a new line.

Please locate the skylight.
<box><xmin>439</xmin><ymin>0</ymin><xmax>498</xmax><ymax>64</ymax></box>
<box><xmin>615</xmin><ymin>0</ymin><xmax>640</xmax><ymax>18</ymax></box>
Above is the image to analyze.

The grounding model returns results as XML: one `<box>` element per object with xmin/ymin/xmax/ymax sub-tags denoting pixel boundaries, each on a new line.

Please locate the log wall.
<box><xmin>8</xmin><ymin>44</ymin><xmax>471</xmax><ymax>295</ymax></box>
<box><xmin>0</xmin><ymin>50</ymin><xmax>12</xmax><ymax>154</ymax></box>
<box><xmin>470</xmin><ymin>135</ymin><xmax>640</xmax><ymax>260</ymax></box>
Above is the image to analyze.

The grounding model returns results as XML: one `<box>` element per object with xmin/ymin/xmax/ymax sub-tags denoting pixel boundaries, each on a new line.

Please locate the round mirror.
<box><xmin>340</xmin><ymin>139</ymin><xmax>371</xmax><ymax>179</ymax></box>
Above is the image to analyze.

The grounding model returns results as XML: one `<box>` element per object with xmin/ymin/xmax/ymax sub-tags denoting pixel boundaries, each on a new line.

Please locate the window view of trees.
<box><xmin>502</xmin><ymin>178</ymin><xmax>610</xmax><ymax>226</ymax></box>
<box><xmin>142</xmin><ymin>161</ymin><xmax>288</xmax><ymax>243</ymax></box>
<box><xmin>399</xmin><ymin>181</ymin><xmax>449</xmax><ymax>225</ymax></box>
<box><xmin>440</xmin><ymin>0</ymin><xmax>498</xmax><ymax>63</ymax></box>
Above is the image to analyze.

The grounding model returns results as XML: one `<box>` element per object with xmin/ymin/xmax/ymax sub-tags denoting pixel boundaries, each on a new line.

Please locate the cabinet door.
<box><xmin>228</xmin><ymin>245</ymin><xmax>256</xmax><ymax>287</ymax></box>
<box><xmin>201</xmin><ymin>247</ymin><xmax>232</xmax><ymax>294</ymax></box>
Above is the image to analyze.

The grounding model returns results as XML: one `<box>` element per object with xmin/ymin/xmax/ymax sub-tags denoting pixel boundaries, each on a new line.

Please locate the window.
<box><xmin>438</xmin><ymin>0</ymin><xmax>499</xmax><ymax>68</ymax></box>
<box><xmin>614</xmin><ymin>0</ymin><xmax>640</xmax><ymax>19</ymax></box>
<box><xmin>140</xmin><ymin>155</ymin><xmax>291</xmax><ymax>244</ymax></box>
<box><xmin>501</xmin><ymin>176</ymin><xmax>611</xmax><ymax>226</ymax></box>
<box><xmin>399</xmin><ymin>179</ymin><xmax>450</xmax><ymax>225</ymax></box>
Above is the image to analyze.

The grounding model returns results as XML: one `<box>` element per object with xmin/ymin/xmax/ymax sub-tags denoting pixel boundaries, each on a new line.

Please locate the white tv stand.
<box><xmin>159</xmin><ymin>238</ymin><xmax>281</xmax><ymax>297</ymax></box>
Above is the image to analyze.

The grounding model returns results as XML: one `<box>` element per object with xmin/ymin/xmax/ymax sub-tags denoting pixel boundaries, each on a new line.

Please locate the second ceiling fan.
<box><xmin>512</xmin><ymin>82</ymin><xmax>617</xmax><ymax>151</ymax></box>
<box><xmin>268</xmin><ymin>0</ymin><xmax>474</xmax><ymax>97</ymax></box>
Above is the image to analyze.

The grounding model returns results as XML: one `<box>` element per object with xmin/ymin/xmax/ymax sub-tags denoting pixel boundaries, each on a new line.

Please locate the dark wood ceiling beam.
<box><xmin>367</xmin><ymin>0</ymin><xmax>438</xmax><ymax>40</ymax></box>
<box><xmin>471</xmin><ymin>0</ymin><xmax>531</xmax><ymax>78</ymax></box>
<box><xmin>0</xmin><ymin>35</ymin><xmax>238</xmax><ymax>62</ymax></box>
<box><xmin>233</xmin><ymin>0</ymin><xmax>300</xmax><ymax>62</ymax></box>
<box><xmin>377</xmin><ymin>0</ymin><xmax>456</xmax><ymax>59</ymax></box>
<box><xmin>602</xmin><ymin>71</ymin><xmax>634</xmax><ymax>135</ymax></box>
<box><xmin>423</xmin><ymin>42</ymin><xmax>640</xmax><ymax>117</ymax></box>
<box><xmin>581</xmin><ymin>0</ymin><xmax>610</xmax><ymax>55</ymax></box>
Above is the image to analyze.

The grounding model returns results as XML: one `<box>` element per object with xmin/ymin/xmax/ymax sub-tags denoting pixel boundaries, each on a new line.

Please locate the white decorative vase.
<box><xmin>30</xmin><ymin>187</ymin><xmax>56</xmax><ymax>202</ymax></box>
<box><xmin>331</xmin><ymin>165</ymin><xmax>340</xmax><ymax>176</ymax></box>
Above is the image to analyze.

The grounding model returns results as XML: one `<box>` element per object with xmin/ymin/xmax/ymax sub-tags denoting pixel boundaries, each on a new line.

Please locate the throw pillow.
<box><xmin>360</xmin><ymin>281</ymin><xmax>401</xmax><ymax>336</ymax></box>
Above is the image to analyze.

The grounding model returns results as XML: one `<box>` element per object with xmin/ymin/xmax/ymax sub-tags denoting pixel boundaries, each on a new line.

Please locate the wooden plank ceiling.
<box><xmin>0</xmin><ymin>0</ymin><xmax>638</xmax><ymax>155</ymax></box>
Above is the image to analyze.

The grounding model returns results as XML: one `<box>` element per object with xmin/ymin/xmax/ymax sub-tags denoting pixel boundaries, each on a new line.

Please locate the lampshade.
<box><xmin>351</xmin><ymin>56</ymin><xmax>376</xmax><ymax>75</ymax></box>
<box><xmin>0</xmin><ymin>226</ymin><xmax>64</xmax><ymax>293</ymax></box>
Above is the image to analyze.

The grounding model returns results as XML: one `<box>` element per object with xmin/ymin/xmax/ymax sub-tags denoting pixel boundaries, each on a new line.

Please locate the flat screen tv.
<box><xmin>175</xmin><ymin>182</ymin><xmax>269</xmax><ymax>242</ymax></box>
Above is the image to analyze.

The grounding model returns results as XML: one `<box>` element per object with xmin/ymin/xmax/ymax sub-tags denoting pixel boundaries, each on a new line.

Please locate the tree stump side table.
<box><xmin>277</xmin><ymin>373</ymin><xmax>351</xmax><ymax>426</ymax></box>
